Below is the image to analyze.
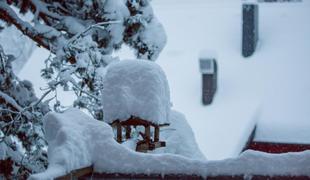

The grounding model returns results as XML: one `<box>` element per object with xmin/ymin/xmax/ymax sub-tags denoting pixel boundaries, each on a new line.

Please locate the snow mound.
<box><xmin>29</xmin><ymin>108</ymin><xmax>207</xmax><ymax>179</ymax></box>
<box><xmin>29</xmin><ymin>108</ymin><xmax>310</xmax><ymax>179</ymax></box>
<box><xmin>154</xmin><ymin>110</ymin><xmax>206</xmax><ymax>160</ymax></box>
<box><xmin>102</xmin><ymin>60</ymin><xmax>171</xmax><ymax>124</ymax></box>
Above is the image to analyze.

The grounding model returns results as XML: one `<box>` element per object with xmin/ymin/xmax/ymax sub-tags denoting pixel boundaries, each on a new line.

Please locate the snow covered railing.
<box><xmin>54</xmin><ymin>166</ymin><xmax>93</xmax><ymax>180</ymax></box>
<box><xmin>56</xmin><ymin>171</ymin><xmax>310</xmax><ymax>180</ymax></box>
<box><xmin>29</xmin><ymin>109</ymin><xmax>310</xmax><ymax>180</ymax></box>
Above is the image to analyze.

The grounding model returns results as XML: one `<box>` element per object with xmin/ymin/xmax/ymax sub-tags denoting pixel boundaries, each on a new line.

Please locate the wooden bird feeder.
<box><xmin>110</xmin><ymin>116</ymin><xmax>169</xmax><ymax>153</ymax></box>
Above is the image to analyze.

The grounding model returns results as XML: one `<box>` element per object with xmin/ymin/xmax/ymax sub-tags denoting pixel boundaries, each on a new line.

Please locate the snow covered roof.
<box><xmin>101</xmin><ymin>60</ymin><xmax>171</xmax><ymax>125</ymax></box>
<box><xmin>254</xmin><ymin>78</ymin><xmax>310</xmax><ymax>144</ymax></box>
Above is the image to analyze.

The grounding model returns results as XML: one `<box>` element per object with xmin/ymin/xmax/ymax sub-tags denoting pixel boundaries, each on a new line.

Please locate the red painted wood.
<box><xmin>78</xmin><ymin>173</ymin><xmax>310</xmax><ymax>180</ymax></box>
<box><xmin>247</xmin><ymin>141</ymin><xmax>310</xmax><ymax>153</ymax></box>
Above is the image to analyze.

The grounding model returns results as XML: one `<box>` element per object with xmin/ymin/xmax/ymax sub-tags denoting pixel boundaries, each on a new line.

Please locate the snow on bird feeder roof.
<box><xmin>102</xmin><ymin>60</ymin><xmax>171</xmax><ymax>125</ymax></box>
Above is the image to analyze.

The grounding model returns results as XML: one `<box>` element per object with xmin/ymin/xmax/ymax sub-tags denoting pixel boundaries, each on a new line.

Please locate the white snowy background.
<box><xmin>17</xmin><ymin>0</ymin><xmax>310</xmax><ymax>161</ymax></box>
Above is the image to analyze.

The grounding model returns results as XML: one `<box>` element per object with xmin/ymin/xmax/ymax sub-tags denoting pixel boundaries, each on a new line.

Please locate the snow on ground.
<box><xmin>19</xmin><ymin>0</ymin><xmax>310</xmax><ymax>160</ymax></box>
<box><xmin>29</xmin><ymin>109</ymin><xmax>310</xmax><ymax>179</ymax></box>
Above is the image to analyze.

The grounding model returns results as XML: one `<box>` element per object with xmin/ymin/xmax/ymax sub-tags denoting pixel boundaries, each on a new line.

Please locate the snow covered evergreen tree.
<box><xmin>0</xmin><ymin>45</ymin><xmax>48</xmax><ymax>179</ymax></box>
<box><xmin>0</xmin><ymin>0</ymin><xmax>166</xmax><ymax>178</ymax></box>
<box><xmin>0</xmin><ymin>0</ymin><xmax>166</xmax><ymax>119</ymax></box>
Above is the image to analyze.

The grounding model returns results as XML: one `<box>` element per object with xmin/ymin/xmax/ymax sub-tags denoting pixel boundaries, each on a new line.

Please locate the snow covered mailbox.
<box><xmin>199</xmin><ymin>51</ymin><xmax>218</xmax><ymax>105</ymax></box>
<box><xmin>102</xmin><ymin>60</ymin><xmax>170</xmax><ymax>153</ymax></box>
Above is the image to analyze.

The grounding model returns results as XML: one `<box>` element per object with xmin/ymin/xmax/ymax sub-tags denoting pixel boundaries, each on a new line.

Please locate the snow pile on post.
<box><xmin>29</xmin><ymin>109</ymin><xmax>310</xmax><ymax>179</ymax></box>
<box><xmin>102</xmin><ymin>60</ymin><xmax>171</xmax><ymax>124</ymax></box>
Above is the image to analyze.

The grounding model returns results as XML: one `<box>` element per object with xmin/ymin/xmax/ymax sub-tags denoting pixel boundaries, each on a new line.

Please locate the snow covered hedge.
<box><xmin>0</xmin><ymin>45</ymin><xmax>48</xmax><ymax>179</ymax></box>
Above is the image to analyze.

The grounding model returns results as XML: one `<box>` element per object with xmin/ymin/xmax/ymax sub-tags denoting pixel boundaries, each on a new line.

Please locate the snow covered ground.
<box><xmin>19</xmin><ymin>0</ymin><xmax>310</xmax><ymax>160</ymax></box>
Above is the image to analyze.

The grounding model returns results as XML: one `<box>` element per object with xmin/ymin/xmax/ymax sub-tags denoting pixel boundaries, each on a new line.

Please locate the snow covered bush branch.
<box><xmin>0</xmin><ymin>46</ymin><xmax>48</xmax><ymax>179</ymax></box>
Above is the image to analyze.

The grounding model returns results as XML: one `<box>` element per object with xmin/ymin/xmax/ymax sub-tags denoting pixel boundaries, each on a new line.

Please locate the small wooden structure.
<box><xmin>110</xmin><ymin>116</ymin><xmax>169</xmax><ymax>152</ymax></box>
<box><xmin>199</xmin><ymin>57</ymin><xmax>218</xmax><ymax>105</ymax></box>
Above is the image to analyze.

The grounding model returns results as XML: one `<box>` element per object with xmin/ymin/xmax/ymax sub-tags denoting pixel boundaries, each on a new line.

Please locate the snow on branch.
<box><xmin>0</xmin><ymin>0</ymin><xmax>167</xmax><ymax>121</ymax></box>
<box><xmin>0</xmin><ymin>91</ymin><xmax>23</xmax><ymax>112</ymax></box>
<box><xmin>29</xmin><ymin>0</ymin><xmax>62</xmax><ymax>21</ymax></box>
<box><xmin>0</xmin><ymin>1</ymin><xmax>51</xmax><ymax>50</ymax></box>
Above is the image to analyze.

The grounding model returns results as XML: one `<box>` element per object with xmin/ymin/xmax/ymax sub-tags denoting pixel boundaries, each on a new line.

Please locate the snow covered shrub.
<box><xmin>0</xmin><ymin>46</ymin><xmax>48</xmax><ymax>179</ymax></box>
<box><xmin>0</xmin><ymin>0</ymin><xmax>167</xmax><ymax>119</ymax></box>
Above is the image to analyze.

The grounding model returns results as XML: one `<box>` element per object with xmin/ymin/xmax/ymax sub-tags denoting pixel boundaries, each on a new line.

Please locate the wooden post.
<box><xmin>154</xmin><ymin>126</ymin><xmax>159</xmax><ymax>142</ymax></box>
<box><xmin>145</xmin><ymin>125</ymin><xmax>150</xmax><ymax>142</ymax></box>
<box><xmin>125</xmin><ymin>125</ymin><xmax>131</xmax><ymax>139</ymax></box>
<box><xmin>116</xmin><ymin>121</ymin><xmax>122</xmax><ymax>143</ymax></box>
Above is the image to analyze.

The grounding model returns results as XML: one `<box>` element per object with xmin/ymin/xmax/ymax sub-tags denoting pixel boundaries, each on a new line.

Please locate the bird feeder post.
<box><xmin>145</xmin><ymin>125</ymin><xmax>151</xmax><ymax>142</ymax></box>
<box><xmin>125</xmin><ymin>125</ymin><xmax>131</xmax><ymax>139</ymax></box>
<box><xmin>116</xmin><ymin>121</ymin><xmax>122</xmax><ymax>143</ymax></box>
<box><xmin>154</xmin><ymin>126</ymin><xmax>160</xmax><ymax>142</ymax></box>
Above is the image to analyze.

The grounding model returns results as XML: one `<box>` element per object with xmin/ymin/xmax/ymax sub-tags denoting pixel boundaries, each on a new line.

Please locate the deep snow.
<box><xmin>18</xmin><ymin>0</ymin><xmax>310</xmax><ymax>160</ymax></box>
<box><xmin>102</xmin><ymin>60</ymin><xmax>170</xmax><ymax>125</ymax></box>
<box><xmin>29</xmin><ymin>109</ymin><xmax>310</xmax><ymax>180</ymax></box>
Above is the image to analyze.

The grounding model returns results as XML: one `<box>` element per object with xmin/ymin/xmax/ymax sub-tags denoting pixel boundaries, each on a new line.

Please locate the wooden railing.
<box><xmin>55</xmin><ymin>166</ymin><xmax>310</xmax><ymax>180</ymax></box>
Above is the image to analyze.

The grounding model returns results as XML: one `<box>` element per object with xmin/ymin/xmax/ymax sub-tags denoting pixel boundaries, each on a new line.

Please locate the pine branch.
<box><xmin>0</xmin><ymin>91</ymin><xmax>24</xmax><ymax>112</ymax></box>
<box><xmin>0</xmin><ymin>1</ymin><xmax>51</xmax><ymax>50</ymax></box>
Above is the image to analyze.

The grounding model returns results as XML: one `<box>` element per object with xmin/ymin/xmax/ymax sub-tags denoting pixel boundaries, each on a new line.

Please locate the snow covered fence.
<box><xmin>29</xmin><ymin>109</ymin><xmax>310</xmax><ymax>180</ymax></box>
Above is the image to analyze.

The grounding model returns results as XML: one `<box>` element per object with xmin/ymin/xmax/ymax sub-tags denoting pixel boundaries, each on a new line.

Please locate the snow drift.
<box><xmin>155</xmin><ymin>110</ymin><xmax>206</xmax><ymax>160</ymax></box>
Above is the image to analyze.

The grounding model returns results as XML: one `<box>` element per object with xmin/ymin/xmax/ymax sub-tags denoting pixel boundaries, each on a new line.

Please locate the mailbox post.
<box><xmin>199</xmin><ymin>51</ymin><xmax>218</xmax><ymax>105</ymax></box>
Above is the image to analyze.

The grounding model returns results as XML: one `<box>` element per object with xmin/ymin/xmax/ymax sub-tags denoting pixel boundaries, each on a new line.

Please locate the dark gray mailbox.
<box><xmin>199</xmin><ymin>51</ymin><xmax>218</xmax><ymax>105</ymax></box>
<box><xmin>242</xmin><ymin>3</ymin><xmax>259</xmax><ymax>57</ymax></box>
